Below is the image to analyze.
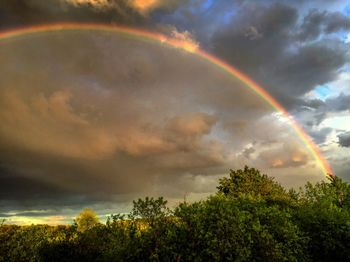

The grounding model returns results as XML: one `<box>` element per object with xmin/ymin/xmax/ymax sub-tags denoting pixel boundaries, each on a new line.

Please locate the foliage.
<box><xmin>1</xmin><ymin>167</ymin><xmax>350</xmax><ymax>261</ymax></box>
<box><xmin>292</xmin><ymin>175</ymin><xmax>350</xmax><ymax>261</ymax></box>
<box><xmin>75</xmin><ymin>208</ymin><xmax>100</xmax><ymax>232</ymax></box>
<box><xmin>172</xmin><ymin>195</ymin><xmax>307</xmax><ymax>262</ymax></box>
<box><xmin>130</xmin><ymin>197</ymin><xmax>170</xmax><ymax>227</ymax></box>
<box><xmin>217</xmin><ymin>166</ymin><xmax>293</xmax><ymax>206</ymax></box>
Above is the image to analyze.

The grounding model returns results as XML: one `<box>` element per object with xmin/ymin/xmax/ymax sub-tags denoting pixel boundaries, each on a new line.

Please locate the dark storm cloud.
<box><xmin>0</xmin><ymin>31</ymin><xmax>251</xmax><ymax>206</ymax></box>
<box><xmin>297</xmin><ymin>9</ymin><xmax>328</xmax><ymax>41</ymax></box>
<box><xmin>0</xmin><ymin>30</ymin><xmax>322</xmax><ymax>211</ymax></box>
<box><xmin>324</xmin><ymin>11</ymin><xmax>350</xmax><ymax>33</ymax></box>
<box><xmin>0</xmin><ymin>0</ymin><xmax>190</xmax><ymax>30</ymax></box>
<box><xmin>0</xmin><ymin>0</ymin><xmax>144</xmax><ymax>29</ymax></box>
<box><xmin>298</xmin><ymin>9</ymin><xmax>350</xmax><ymax>41</ymax></box>
<box><xmin>0</xmin><ymin>210</ymin><xmax>61</xmax><ymax>218</ymax></box>
<box><xmin>338</xmin><ymin>132</ymin><xmax>350</xmax><ymax>147</ymax></box>
<box><xmin>210</xmin><ymin>3</ymin><xmax>349</xmax><ymax>108</ymax></box>
<box><xmin>1</xmin><ymin>0</ymin><xmax>348</xmax><ymax>110</ymax></box>
<box><xmin>0</xmin><ymin>170</ymin><xmax>69</xmax><ymax>200</ymax></box>
<box><xmin>211</xmin><ymin>3</ymin><xmax>298</xmax><ymax>72</ymax></box>
<box><xmin>273</xmin><ymin>42</ymin><xmax>348</xmax><ymax>97</ymax></box>
<box><xmin>0</xmin><ymin>150</ymin><xmax>112</xmax><ymax>211</ymax></box>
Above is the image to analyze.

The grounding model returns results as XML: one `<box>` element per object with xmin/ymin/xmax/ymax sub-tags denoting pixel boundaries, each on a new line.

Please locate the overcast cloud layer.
<box><xmin>0</xmin><ymin>0</ymin><xmax>349</xmax><ymax>224</ymax></box>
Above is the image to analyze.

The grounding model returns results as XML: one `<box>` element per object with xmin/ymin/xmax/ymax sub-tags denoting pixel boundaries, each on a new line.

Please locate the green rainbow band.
<box><xmin>0</xmin><ymin>23</ymin><xmax>333</xmax><ymax>176</ymax></box>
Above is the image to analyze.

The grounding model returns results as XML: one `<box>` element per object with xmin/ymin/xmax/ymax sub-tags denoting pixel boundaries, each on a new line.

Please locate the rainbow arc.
<box><xmin>0</xmin><ymin>23</ymin><xmax>333</xmax><ymax>176</ymax></box>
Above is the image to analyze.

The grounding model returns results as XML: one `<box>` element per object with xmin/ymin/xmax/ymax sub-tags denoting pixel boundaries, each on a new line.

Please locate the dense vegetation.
<box><xmin>1</xmin><ymin>166</ymin><xmax>350</xmax><ymax>261</ymax></box>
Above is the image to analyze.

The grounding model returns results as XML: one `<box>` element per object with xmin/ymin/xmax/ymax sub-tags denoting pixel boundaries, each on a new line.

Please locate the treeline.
<box><xmin>1</xmin><ymin>166</ymin><xmax>350</xmax><ymax>261</ymax></box>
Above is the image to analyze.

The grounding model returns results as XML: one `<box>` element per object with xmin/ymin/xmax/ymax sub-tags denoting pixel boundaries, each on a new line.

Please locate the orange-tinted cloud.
<box><xmin>130</xmin><ymin>0</ymin><xmax>158</xmax><ymax>13</ymax></box>
<box><xmin>0</xmin><ymin>30</ymin><xmax>320</xmax><ymax>212</ymax></box>
<box><xmin>259</xmin><ymin>143</ymin><xmax>310</xmax><ymax>169</ymax></box>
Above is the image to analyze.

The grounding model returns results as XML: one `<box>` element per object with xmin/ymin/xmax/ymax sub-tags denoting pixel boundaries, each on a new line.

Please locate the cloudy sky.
<box><xmin>0</xmin><ymin>0</ymin><xmax>349</xmax><ymax>224</ymax></box>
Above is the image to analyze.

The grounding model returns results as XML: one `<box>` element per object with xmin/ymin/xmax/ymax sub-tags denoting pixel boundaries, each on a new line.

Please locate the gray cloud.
<box><xmin>0</xmin><ymin>30</ymin><xmax>322</xmax><ymax>211</ymax></box>
<box><xmin>0</xmin><ymin>210</ymin><xmax>60</xmax><ymax>218</ymax></box>
<box><xmin>326</xmin><ymin>93</ymin><xmax>350</xmax><ymax>112</ymax></box>
<box><xmin>275</xmin><ymin>42</ymin><xmax>347</xmax><ymax>97</ymax></box>
<box><xmin>324</xmin><ymin>11</ymin><xmax>350</xmax><ymax>33</ymax></box>
<box><xmin>0</xmin><ymin>0</ymin><xmax>190</xmax><ymax>31</ymax></box>
<box><xmin>211</xmin><ymin>3</ymin><xmax>297</xmax><ymax>74</ymax></box>
<box><xmin>210</xmin><ymin>3</ymin><xmax>349</xmax><ymax>108</ymax></box>
<box><xmin>1</xmin><ymin>1</ymin><xmax>349</xmax><ymax>111</ymax></box>
<box><xmin>308</xmin><ymin>127</ymin><xmax>333</xmax><ymax>144</ymax></box>
<box><xmin>298</xmin><ymin>9</ymin><xmax>350</xmax><ymax>41</ymax></box>
<box><xmin>0</xmin><ymin>0</ymin><xmax>145</xmax><ymax>30</ymax></box>
<box><xmin>297</xmin><ymin>9</ymin><xmax>327</xmax><ymax>41</ymax></box>
<box><xmin>299</xmin><ymin>93</ymin><xmax>350</xmax><ymax>127</ymax></box>
<box><xmin>338</xmin><ymin>132</ymin><xmax>350</xmax><ymax>147</ymax></box>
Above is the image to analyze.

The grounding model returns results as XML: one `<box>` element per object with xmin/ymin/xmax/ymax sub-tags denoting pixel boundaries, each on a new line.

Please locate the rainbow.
<box><xmin>0</xmin><ymin>23</ymin><xmax>333</xmax><ymax>176</ymax></box>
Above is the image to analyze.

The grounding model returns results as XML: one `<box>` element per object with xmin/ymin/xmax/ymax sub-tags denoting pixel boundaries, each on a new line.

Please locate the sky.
<box><xmin>0</xmin><ymin>0</ymin><xmax>349</xmax><ymax>224</ymax></box>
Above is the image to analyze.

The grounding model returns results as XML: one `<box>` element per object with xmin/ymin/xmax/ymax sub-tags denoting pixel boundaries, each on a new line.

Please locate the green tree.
<box><xmin>75</xmin><ymin>208</ymin><xmax>100</xmax><ymax>232</ymax></box>
<box><xmin>172</xmin><ymin>195</ymin><xmax>308</xmax><ymax>261</ymax></box>
<box><xmin>217</xmin><ymin>166</ymin><xmax>292</xmax><ymax>206</ymax></box>
<box><xmin>294</xmin><ymin>175</ymin><xmax>350</xmax><ymax>261</ymax></box>
<box><xmin>129</xmin><ymin>197</ymin><xmax>172</xmax><ymax>261</ymax></box>
<box><xmin>2</xmin><ymin>167</ymin><xmax>350</xmax><ymax>262</ymax></box>
<box><xmin>299</xmin><ymin>175</ymin><xmax>350</xmax><ymax>208</ymax></box>
<box><xmin>130</xmin><ymin>197</ymin><xmax>170</xmax><ymax>227</ymax></box>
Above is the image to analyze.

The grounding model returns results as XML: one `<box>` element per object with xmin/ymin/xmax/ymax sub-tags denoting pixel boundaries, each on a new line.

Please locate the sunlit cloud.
<box><xmin>130</xmin><ymin>0</ymin><xmax>158</xmax><ymax>14</ymax></box>
<box><xmin>0</xmin><ymin>30</ymin><xmax>324</xmax><ymax>214</ymax></box>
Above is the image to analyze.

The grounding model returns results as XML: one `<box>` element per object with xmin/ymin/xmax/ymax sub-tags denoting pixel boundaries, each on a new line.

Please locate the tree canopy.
<box><xmin>1</xmin><ymin>166</ymin><xmax>350</xmax><ymax>261</ymax></box>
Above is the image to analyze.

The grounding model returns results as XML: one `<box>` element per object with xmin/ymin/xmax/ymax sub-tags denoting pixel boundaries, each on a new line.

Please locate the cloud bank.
<box><xmin>0</xmin><ymin>31</ymin><xmax>323</xmax><ymax>214</ymax></box>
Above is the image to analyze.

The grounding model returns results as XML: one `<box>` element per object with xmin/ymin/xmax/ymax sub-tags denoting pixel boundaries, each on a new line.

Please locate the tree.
<box><xmin>2</xmin><ymin>167</ymin><xmax>350</xmax><ymax>261</ymax></box>
<box><xmin>294</xmin><ymin>175</ymin><xmax>350</xmax><ymax>261</ymax></box>
<box><xmin>299</xmin><ymin>175</ymin><xmax>350</xmax><ymax>208</ymax></box>
<box><xmin>75</xmin><ymin>208</ymin><xmax>100</xmax><ymax>232</ymax></box>
<box><xmin>217</xmin><ymin>166</ymin><xmax>291</xmax><ymax>205</ymax></box>
<box><xmin>173</xmin><ymin>195</ymin><xmax>308</xmax><ymax>261</ymax></box>
<box><xmin>130</xmin><ymin>197</ymin><xmax>170</xmax><ymax>227</ymax></box>
<box><xmin>128</xmin><ymin>197</ymin><xmax>172</xmax><ymax>261</ymax></box>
